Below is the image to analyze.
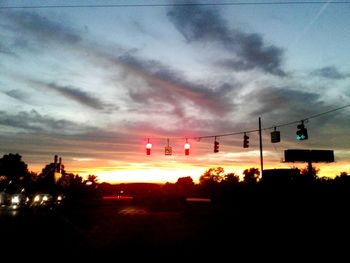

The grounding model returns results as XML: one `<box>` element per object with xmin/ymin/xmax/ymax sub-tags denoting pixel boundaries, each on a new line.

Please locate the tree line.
<box><xmin>1</xmin><ymin>152</ymin><xmax>349</xmax><ymax>206</ymax></box>
<box><xmin>0</xmin><ymin>153</ymin><xmax>98</xmax><ymax>199</ymax></box>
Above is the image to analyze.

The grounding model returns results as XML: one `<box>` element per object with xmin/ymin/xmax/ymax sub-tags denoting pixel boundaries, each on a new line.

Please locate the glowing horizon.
<box><xmin>26</xmin><ymin>154</ymin><xmax>350</xmax><ymax>184</ymax></box>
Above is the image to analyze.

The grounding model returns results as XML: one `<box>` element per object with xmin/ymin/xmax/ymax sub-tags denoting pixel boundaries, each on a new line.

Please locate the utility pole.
<box><xmin>259</xmin><ymin>117</ymin><xmax>263</xmax><ymax>175</ymax></box>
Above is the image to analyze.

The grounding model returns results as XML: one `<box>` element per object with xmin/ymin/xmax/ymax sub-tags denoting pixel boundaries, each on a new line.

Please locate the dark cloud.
<box><xmin>2</xmin><ymin>10</ymin><xmax>236</xmax><ymax>118</ymax></box>
<box><xmin>119</xmin><ymin>53</ymin><xmax>238</xmax><ymax>118</ymax></box>
<box><xmin>4</xmin><ymin>89</ymin><xmax>27</xmax><ymax>101</ymax></box>
<box><xmin>167</xmin><ymin>5</ymin><xmax>286</xmax><ymax>76</ymax></box>
<box><xmin>46</xmin><ymin>83</ymin><xmax>105</xmax><ymax>110</ymax></box>
<box><xmin>247</xmin><ymin>86</ymin><xmax>322</xmax><ymax>118</ymax></box>
<box><xmin>0</xmin><ymin>109</ymin><xmax>94</xmax><ymax>133</ymax></box>
<box><xmin>25</xmin><ymin>78</ymin><xmax>106</xmax><ymax>110</ymax></box>
<box><xmin>1</xmin><ymin>11</ymin><xmax>81</xmax><ymax>45</ymax></box>
<box><xmin>311</xmin><ymin>66</ymin><xmax>350</xmax><ymax>80</ymax></box>
<box><xmin>0</xmin><ymin>41</ymin><xmax>15</xmax><ymax>56</ymax></box>
<box><xmin>215</xmin><ymin>59</ymin><xmax>253</xmax><ymax>72</ymax></box>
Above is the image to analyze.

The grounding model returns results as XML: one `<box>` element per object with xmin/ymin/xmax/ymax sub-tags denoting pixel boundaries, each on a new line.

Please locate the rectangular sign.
<box><xmin>284</xmin><ymin>149</ymin><xmax>334</xmax><ymax>163</ymax></box>
<box><xmin>271</xmin><ymin>131</ymin><xmax>281</xmax><ymax>143</ymax></box>
<box><xmin>165</xmin><ymin>146</ymin><xmax>172</xmax><ymax>155</ymax></box>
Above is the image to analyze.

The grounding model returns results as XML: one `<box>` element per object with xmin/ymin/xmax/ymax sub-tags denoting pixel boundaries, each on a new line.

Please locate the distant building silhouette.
<box><xmin>53</xmin><ymin>155</ymin><xmax>63</xmax><ymax>183</ymax></box>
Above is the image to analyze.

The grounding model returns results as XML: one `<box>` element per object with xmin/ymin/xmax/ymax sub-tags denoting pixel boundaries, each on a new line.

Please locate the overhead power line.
<box><xmin>186</xmin><ymin>104</ymin><xmax>350</xmax><ymax>140</ymax></box>
<box><xmin>1</xmin><ymin>1</ymin><xmax>350</xmax><ymax>9</ymax></box>
<box><xmin>142</xmin><ymin>104</ymin><xmax>349</xmax><ymax>157</ymax></box>
<box><xmin>139</xmin><ymin>104</ymin><xmax>350</xmax><ymax>141</ymax></box>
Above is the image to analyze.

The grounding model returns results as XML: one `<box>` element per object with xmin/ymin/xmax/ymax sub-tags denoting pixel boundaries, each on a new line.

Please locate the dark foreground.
<box><xmin>1</xmin><ymin>195</ymin><xmax>349</xmax><ymax>261</ymax></box>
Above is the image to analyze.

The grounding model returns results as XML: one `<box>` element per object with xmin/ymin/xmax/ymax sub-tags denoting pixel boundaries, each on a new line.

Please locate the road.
<box><xmin>0</xmin><ymin>198</ymin><xmax>349</xmax><ymax>260</ymax></box>
<box><xmin>0</xmin><ymin>207</ymin><xmax>88</xmax><ymax>259</ymax></box>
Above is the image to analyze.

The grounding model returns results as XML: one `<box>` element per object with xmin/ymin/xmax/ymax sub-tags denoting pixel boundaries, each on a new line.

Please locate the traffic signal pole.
<box><xmin>259</xmin><ymin>117</ymin><xmax>263</xmax><ymax>175</ymax></box>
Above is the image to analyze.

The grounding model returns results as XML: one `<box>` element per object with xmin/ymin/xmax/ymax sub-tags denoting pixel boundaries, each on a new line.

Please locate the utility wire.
<box><xmin>157</xmin><ymin>103</ymin><xmax>350</xmax><ymax>141</ymax></box>
<box><xmin>268</xmin><ymin>104</ymin><xmax>350</xmax><ymax>131</ymax></box>
<box><xmin>3</xmin><ymin>104</ymin><xmax>348</xmax><ymax>142</ymax></box>
<box><xmin>9</xmin><ymin>104</ymin><xmax>348</xmax><ymax>142</ymax></box>
<box><xmin>1</xmin><ymin>1</ymin><xmax>350</xmax><ymax>9</ymax></box>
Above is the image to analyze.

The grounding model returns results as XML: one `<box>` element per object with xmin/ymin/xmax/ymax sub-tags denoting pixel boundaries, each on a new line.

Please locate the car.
<box><xmin>30</xmin><ymin>193</ymin><xmax>65</xmax><ymax>208</ymax></box>
<box><xmin>0</xmin><ymin>188</ymin><xmax>29</xmax><ymax>210</ymax></box>
<box><xmin>30</xmin><ymin>193</ymin><xmax>54</xmax><ymax>207</ymax></box>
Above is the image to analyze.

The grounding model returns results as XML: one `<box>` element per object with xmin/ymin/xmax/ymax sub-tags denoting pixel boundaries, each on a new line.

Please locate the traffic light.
<box><xmin>184</xmin><ymin>142</ymin><xmax>190</xmax><ymax>155</ymax></box>
<box><xmin>243</xmin><ymin>133</ymin><xmax>249</xmax><ymax>148</ymax></box>
<box><xmin>296</xmin><ymin>121</ymin><xmax>308</xmax><ymax>140</ymax></box>
<box><xmin>214</xmin><ymin>140</ymin><xmax>219</xmax><ymax>153</ymax></box>
<box><xmin>146</xmin><ymin>141</ymin><xmax>152</xmax><ymax>155</ymax></box>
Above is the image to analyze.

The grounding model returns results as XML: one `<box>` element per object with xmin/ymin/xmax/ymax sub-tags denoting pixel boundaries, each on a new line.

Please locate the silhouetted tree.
<box><xmin>22</xmin><ymin>170</ymin><xmax>39</xmax><ymax>193</ymax></box>
<box><xmin>59</xmin><ymin>173</ymin><xmax>90</xmax><ymax>199</ymax></box>
<box><xmin>0</xmin><ymin>153</ymin><xmax>29</xmax><ymax>185</ymax></box>
<box><xmin>199</xmin><ymin>167</ymin><xmax>225</xmax><ymax>198</ymax></box>
<box><xmin>199</xmin><ymin>167</ymin><xmax>225</xmax><ymax>184</ymax></box>
<box><xmin>216</xmin><ymin>172</ymin><xmax>241</xmax><ymax>204</ymax></box>
<box><xmin>334</xmin><ymin>171</ymin><xmax>350</xmax><ymax>185</ymax></box>
<box><xmin>176</xmin><ymin>176</ymin><xmax>194</xmax><ymax>188</ymax></box>
<box><xmin>243</xmin><ymin>168</ymin><xmax>260</xmax><ymax>184</ymax></box>
<box><xmin>87</xmin><ymin>174</ymin><xmax>98</xmax><ymax>184</ymax></box>
<box><xmin>175</xmin><ymin>176</ymin><xmax>195</xmax><ymax>196</ymax></box>
<box><xmin>223</xmin><ymin>172</ymin><xmax>240</xmax><ymax>184</ymax></box>
<box><xmin>338</xmin><ymin>171</ymin><xmax>348</xmax><ymax>177</ymax></box>
<box><xmin>300</xmin><ymin>165</ymin><xmax>320</xmax><ymax>178</ymax></box>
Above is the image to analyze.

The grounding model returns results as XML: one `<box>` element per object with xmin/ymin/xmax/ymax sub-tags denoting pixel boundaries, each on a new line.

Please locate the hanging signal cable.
<box><xmin>144</xmin><ymin>104</ymin><xmax>350</xmax><ymax>141</ymax></box>
<box><xmin>199</xmin><ymin>103</ymin><xmax>350</xmax><ymax>140</ymax></box>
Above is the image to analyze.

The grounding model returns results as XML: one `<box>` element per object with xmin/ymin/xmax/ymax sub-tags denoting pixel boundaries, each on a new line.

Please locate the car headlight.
<box><xmin>33</xmin><ymin>195</ymin><xmax>41</xmax><ymax>202</ymax></box>
<box><xmin>11</xmin><ymin>195</ymin><xmax>20</xmax><ymax>205</ymax></box>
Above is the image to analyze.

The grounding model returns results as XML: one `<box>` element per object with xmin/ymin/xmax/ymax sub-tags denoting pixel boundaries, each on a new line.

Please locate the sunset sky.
<box><xmin>0</xmin><ymin>0</ymin><xmax>349</xmax><ymax>184</ymax></box>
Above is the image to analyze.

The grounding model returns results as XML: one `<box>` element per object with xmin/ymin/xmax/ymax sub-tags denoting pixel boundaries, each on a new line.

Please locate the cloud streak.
<box><xmin>0</xmin><ymin>109</ymin><xmax>95</xmax><ymax>134</ymax></box>
<box><xmin>0</xmin><ymin>41</ymin><xmax>15</xmax><ymax>56</ymax></box>
<box><xmin>1</xmin><ymin>11</ymin><xmax>82</xmax><ymax>47</ymax></box>
<box><xmin>2</xmin><ymin>10</ymin><xmax>236</xmax><ymax>120</ymax></box>
<box><xmin>311</xmin><ymin>66</ymin><xmax>350</xmax><ymax>80</ymax></box>
<box><xmin>18</xmin><ymin>77</ymin><xmax>106</xmax><ymax>110</ymax></box>
<box><xmin>4</xmin><ymin>89</ymin><xmax>28</xmax><ymax>101</ymax></box>
<box><xmin>119</xmin><ymin>53</ymin><xmax>238</xmax><ymax>119</ymax></box>
<box><xmin>46</xmin><ymin>82</ymin><xmax>106</xmax><ymax>110</ymax></box>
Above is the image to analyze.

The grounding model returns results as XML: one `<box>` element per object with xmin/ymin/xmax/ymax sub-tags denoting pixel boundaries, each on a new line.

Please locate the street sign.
<box><xmin>271</xmin><ymin>130</ymin><xmax>281</xmax><ymax>143</ymax></box>
<box><xmin>165</xmin><ymin>146</ymin><xmax>172</xmax><ymax>155</ymax></box>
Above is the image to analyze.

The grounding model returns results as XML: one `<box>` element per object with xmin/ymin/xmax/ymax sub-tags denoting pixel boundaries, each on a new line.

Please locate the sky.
<box><xmin>0</xmin><ymin>0</ymin><xmax>349</xmax><ymax>184</ymax></box>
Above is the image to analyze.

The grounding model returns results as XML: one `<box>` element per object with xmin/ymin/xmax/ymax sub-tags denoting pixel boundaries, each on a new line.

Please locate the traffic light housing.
<box><xmin>214</xmin><ymin>140</ymin><xmax>219</xmax><ymax>153</ymax></box>
<box><xmin>243</xmin><ymin>134</ymin><xmax>249</xmax><ymax>148</ymax></box>
<box><xmin>184</xmin><ymin>142</ymin><xmax>190</xmax><ymax>155</ymax></box>
<box><xmin>296</xmin><ymin>122</ymin><xmax>308</xmax><ymax>140</ymax></box>
<box><xmin>146</xmin><ymin>142</ymin><xmax>152</xmax><ymax>155</ymax></box>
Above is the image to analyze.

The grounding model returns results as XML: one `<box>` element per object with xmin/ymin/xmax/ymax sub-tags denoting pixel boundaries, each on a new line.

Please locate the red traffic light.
<box><xmin>146</xmin><ymin>142</ymin><xmax>152</xmax><ymax>155</ymax></box>
<box><xmin>184</xmin><ymin>143</ymin><xmax>190</xmax><ymax>155</ymax></box>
